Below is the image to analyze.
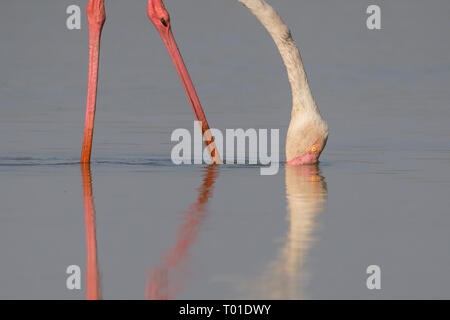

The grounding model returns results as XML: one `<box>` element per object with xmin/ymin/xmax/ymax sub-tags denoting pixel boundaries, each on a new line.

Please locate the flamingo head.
<box><xmin>148</xmin><ymin>0</ymin><xmax>171</xmax><ymax>34</ymax></box>
<box><xmin>285</xmin><ymin>116</ymin><xmax>328</xmax><ymax>166</ymax></box>
<box><xmin>286</xmin><ymin>137</ymin><xmax>328</xmax><ymax>166</ymax></box>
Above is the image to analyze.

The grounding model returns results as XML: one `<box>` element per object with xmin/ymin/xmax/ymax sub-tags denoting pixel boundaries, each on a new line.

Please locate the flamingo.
<box><xmin>148</xmin><ymin>0</ymin><xmax>327</xmax><ymax>165</ymax></box>
<box><xmin>81</xmin><ymin>0</ymin><xmax>326</xmax><ymax>165</ymax></box>
<box><xmin>81</xmin><ymin>0</ymin><xmax>221</xmax><ymax>164</ymax></box>
<box><xmin>237</xmin><ymin>0</ymin><xmax>328</xmax><ymax>165</ymax></box>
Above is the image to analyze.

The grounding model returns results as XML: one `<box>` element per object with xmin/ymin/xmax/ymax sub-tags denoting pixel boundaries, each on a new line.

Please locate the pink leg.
<box><xmin>81</xmin><ymin>0</ymin><xmax>106</xmax><ymax>163</ymax></box>
<box><xmin>147</xmin><ymin>0</ymin><xmax>222</xmax><ymax>164</ymax></box>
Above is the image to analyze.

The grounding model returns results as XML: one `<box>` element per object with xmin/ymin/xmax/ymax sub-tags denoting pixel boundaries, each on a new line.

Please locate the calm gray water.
<box><xmin>1</xmin><ymin>0</ymin><xmax>450</xmax><ymax>299</ymax></box>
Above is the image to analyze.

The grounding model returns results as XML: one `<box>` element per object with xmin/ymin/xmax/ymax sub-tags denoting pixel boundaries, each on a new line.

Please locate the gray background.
<box><xmin>0</xmin><ymin>0</ymin><xmax>449</xmax><ymax>299</ymax></box>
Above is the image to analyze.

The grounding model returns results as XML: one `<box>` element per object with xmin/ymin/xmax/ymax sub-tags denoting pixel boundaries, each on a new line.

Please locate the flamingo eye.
<box><xmin>160</xmin><ymin>18</ymin><xmax>168</xmax><ymax>27</ymax></box>
<box><xmin>311</xmin><ymin>146</ymin><xmax>318</xmax><ymax>153</ymax></box>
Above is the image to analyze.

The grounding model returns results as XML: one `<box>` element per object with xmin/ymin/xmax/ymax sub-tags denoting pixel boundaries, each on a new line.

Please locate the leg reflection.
<box><xmin>146</xmin><ymin>166</ymin><xmax>219</xmax><ymax>300</ymax></box>
<box><xmin>81</xmin><ymin>163</ymin><xmax>101</xmax><ymax>300</ymax></box>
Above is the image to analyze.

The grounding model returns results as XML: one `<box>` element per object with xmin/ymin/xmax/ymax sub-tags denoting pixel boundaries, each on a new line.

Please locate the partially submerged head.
<box><xmin>286</xmin><ymin>137</ymin><xmax>327</xmax><ymax>166</ymax></box>
<box><xmin>285</xmin><ymin>116</ymin><xmax>328</xmax><ymax>166</ymax></box>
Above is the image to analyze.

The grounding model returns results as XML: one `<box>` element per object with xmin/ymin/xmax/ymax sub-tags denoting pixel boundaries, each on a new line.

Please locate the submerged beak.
<box><xmin>156</xmin><ymin>26</ymin><xmax>222</xmax><ymax>164</ymax></box>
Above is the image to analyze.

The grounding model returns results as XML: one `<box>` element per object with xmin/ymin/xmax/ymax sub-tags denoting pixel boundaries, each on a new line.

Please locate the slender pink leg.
<box><xmin>81</xmin><ymin>0</ymin><xmax>106</xmax><ymax>163</ymax></box>
<box><xmin>147</xmin><ymin>0</ymin><xmax>222</xmax><ymax>164</ymax></box>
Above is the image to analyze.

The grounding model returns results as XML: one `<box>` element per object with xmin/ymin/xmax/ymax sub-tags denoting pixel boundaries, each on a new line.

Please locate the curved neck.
<box><xmin>238</xmin><ymin>0</ymin><xmax>317</xmax><ymax>113</ymax></box>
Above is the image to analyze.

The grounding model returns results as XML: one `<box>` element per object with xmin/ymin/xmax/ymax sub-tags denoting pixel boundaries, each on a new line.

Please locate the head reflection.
<box><xmin>80</xmin><ymin>164</ymin><xmax>101</xmax><ymax>300</ymax></box>
<box><xmin>250</xmin><ymin>165</ymin><xmax>328</xmax><ymax>299</ymax></box>
<box><xmin>146</xmin><ymin>166</ymin><xmax>219</xmax><ymax>300</ymax></box>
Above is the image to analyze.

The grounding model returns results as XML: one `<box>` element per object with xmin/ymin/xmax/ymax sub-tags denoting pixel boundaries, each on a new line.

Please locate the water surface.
<box><xmin>1</xmin><ymin>0</ymin><xmax>450</xmax><ymax>299</ymax></box>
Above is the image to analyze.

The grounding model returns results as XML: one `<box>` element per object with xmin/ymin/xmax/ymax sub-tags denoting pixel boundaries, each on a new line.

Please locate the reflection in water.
<box><xmin>80</xmin><ymin>164</ymin><xmax>101</xmax><ymax>300</ymax></box>
<box><xmin>79</xmin><ymin>164</ymin><xmax>218</xmax><ymax>299</ymax></box>
<box><xmin>79</xmin><ymin>163</ymin><xmax>323</xmax><ymax>299</ymax></box>
<box><xmin>248</xmin><ymin>165</ymin><xmax>328</xmax><ymax>299</ymax></box>
<box><xmin>78</xmin><ymin>164</ymin><xmax>322</xmax><ymax>299</ymax></box>
<box><xmin>146</xmin><ymin>166</ymin><xmax>219</xmax><ymax>300</ymax></box>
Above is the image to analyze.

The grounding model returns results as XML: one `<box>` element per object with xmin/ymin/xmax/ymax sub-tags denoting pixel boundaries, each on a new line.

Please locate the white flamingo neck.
<box><xmin>238</xmin><ymin>0</ymin><xmax>318</xmax><ymax>114</ymax></box>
